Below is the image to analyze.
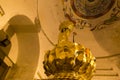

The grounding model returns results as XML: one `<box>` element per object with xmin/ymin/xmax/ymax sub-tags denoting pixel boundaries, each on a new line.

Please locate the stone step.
<box><xmin>95</xmin><ymin>69</ymin><xmax>118</xmax><ymax>76</ymax></box>
<box><xmin>92</xmin><ymin>76</ymin><xmax>120</xmax><ymax>80</ymax></box>
<box><xmin>92</xmin><ymin>59</ymin><xmax>120</xmax><ymax>80</ymax></box>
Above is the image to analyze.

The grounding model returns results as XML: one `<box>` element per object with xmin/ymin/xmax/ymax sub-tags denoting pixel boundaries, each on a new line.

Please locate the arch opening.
<box><xmin>4</xmin><ymin>15</ymin><xmax>40</xmax><ymax>80</ymax></box>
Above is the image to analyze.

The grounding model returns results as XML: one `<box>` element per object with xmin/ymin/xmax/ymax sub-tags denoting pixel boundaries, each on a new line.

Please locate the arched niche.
<box><xmin>3</xmin><ymin>15</ymin><xmax>40</xmax><ymax>80</ymax></box>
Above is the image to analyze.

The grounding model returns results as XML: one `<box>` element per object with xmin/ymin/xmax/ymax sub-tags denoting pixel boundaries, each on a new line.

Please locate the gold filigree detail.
<box><xmin>43</xmin><ymin>21</ymin><xmax>96</xmax><ymax>80</ymax></box>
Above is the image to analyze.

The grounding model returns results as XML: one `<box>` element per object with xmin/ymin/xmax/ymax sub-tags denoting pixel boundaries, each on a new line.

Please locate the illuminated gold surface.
<box><xmin>43</xmin><ymin>21</ymin><xmax>96</xmax><ymax>80</ymax></box>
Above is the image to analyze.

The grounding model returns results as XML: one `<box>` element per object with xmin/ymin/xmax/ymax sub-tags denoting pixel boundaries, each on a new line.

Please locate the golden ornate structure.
<box><xmin>43</xmin><ymin>21</ymin><xmax>96</xmax><ymax>80</ymax></box>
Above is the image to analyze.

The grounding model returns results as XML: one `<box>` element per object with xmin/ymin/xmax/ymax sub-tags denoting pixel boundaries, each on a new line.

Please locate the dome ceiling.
<box><xmin>71</xmin><ymin>0</ymin><xmax>115</xmax><ymax>18</ymax></box>
<box><xmin>63</xmin><ymin>0</ymin><xmax>120</xmax><ymax>31</ymax></box>
<box><xmin>61</xmin><ymin>0</ymin><xmax>120</xmax><ymax>55</ymax></box>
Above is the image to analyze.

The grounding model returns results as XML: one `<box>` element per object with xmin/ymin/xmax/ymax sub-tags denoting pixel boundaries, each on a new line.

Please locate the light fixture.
<box><xmin>43</xmin><ymin>21</ymin><xmax>96</xmax><ymax>80</ymax></box>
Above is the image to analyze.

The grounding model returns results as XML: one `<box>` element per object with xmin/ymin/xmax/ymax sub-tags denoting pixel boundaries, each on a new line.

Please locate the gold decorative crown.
<box><xmin>43</xmin><ymin>21</ymin><xmax>96</xmax><ymax>80</ymax></box>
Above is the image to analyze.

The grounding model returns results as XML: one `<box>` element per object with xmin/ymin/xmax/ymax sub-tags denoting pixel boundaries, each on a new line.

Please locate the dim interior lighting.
<box><xmin>35</xmin><ymin>0</ymin><xmax>96</xmax><ymax>79</ymax></box>
<box><xmin>43</xmin><ymin>21</ymin><xmax>96</xmax><ymax>80</ymax></box>
<box><xmin>34</xmin><ymin>0</ymin><xmax>120</xmax><ymax>79</ymax></box>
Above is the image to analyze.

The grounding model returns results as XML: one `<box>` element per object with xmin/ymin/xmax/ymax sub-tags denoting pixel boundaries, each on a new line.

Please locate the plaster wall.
<box><xmin>0</xmin><ymin>0</ymin><xmax>120</xmax><ymax>79</ymax></box>
<box><xmin>0</xmin><ymin>0</ymin><xmax>37</xmax><ymax>29</ymax></box>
